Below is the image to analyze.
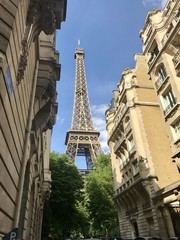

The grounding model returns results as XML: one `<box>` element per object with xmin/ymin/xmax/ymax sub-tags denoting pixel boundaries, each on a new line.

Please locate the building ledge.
<box><xmin>152</xmin><ymin>179</ymin><xmax>180</xmax><ymax>200</ymax></box>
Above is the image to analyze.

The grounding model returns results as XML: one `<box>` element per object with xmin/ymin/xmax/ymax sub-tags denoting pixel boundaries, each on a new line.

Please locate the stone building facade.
<box><xmin>0</xmin><ymin>0</ymin><xmax>67</xmax><ymax>239</ymax></box>
<box><xmin>140</xmin><ymin>0</ymin><xmax>180</xmax><ymax>171</ymax></box>
<box><xmin>106</xmin><ymin>0</ymin><xmax>180</xmax><ymax>239</ymax></box>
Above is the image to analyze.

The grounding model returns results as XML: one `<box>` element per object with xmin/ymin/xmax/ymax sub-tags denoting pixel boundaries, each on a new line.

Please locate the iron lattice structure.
<box><xmin>65</xmin><ymin>45</ymin><xmax>102</xmax><ymax>169</ymax></box>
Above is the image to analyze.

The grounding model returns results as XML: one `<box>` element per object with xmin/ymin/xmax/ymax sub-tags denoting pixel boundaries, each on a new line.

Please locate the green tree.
<box><xmin>85</xmin><ymin>153</ymin><xmax>120</xmax><ymax>238</ymax></box>
<box><xmin>42</xmin><ymin>152</ymin><xmax>85</xmax><ymax>239</ymax></box>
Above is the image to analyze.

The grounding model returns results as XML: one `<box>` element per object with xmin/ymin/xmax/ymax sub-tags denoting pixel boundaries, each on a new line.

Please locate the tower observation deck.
<box><xmin>65</xmin><ymin>44</ymin><xmax>102</xmax><ymax>169</ymax></box>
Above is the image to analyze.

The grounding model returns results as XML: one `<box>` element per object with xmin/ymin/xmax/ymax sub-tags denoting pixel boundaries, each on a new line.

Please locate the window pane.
<box><xmin>5</xmin><ymin>67</ymin><xmax>13</xmax><ymax>96</ymax></box>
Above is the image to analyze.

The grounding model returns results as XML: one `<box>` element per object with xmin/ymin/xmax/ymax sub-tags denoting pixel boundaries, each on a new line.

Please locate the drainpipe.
<box><xmin>13</xmin><ymin>60</ymin><xmax>39</xmax><ymax>229</ymax></box>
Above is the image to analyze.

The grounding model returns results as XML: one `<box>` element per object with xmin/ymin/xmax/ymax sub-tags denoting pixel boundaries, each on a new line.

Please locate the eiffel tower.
<box><xmin>65</xmin><ymin>42</ymin><xmax>102</xmax><ymax>169</ymax></box>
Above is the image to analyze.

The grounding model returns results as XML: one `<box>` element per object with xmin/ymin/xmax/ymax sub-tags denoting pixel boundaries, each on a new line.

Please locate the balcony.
<box><xmin>161</xmin><ymin>23</ymin><xmax>174</xmax><ymax>46</ymax></box>
<box><xmin>123</xmin><ymin>157</ymin><xmax>130</xmax><ymax>167</ymax></box>
<box><xmin>172</xmin><ymin>49</ymin><xmax>180</xmax><ymax>76</ymax></box>
<box><xmin>109</xmin><ymin>104</ymin><xmax>128</xmax><ymax>140</ymax></box>
<box><xmin>114</xmin><ymin>170</ymin><xmax>143</xmax><ymax>197</ymax></box>
<box><xmin>142</xmin><ymin>201</ymin><xmax>151</xmax><ymax>211</ymax></box>
<box><xmin>114</xmin><ymin>136</ymin><xmax>125</xmax><ymax>153</ymax></box>
<box><xmin>155</xmin><ymin>75</ymin><xmax>169</xmax><ymax>91</ymax></box>
<box><xmin>119</xmin><ymin>155</ymin><xmax>137</xmax><ymax>172</ymax></box>
<box><xmin>119</xmin><ymin>158</ymin><xmax>129</xmax><ymax>170</ymax></box>
<box><xmin>133</xmin><ymin>172</ymin><xmax>141</xmax><ymax>181</ymax></box>
<box><xmin>121</xmin><ymin>104</ymin><xmax>128</xmax><ymax>115</ymax></box>
<box><xmin>126</xmin><ymin>207</ymin><xmax>138</xmax><ymax>216</ymax></box>
<box><xmin>129</xmin><ymin>145</ymin><xmax>136</xmax><ymax>156</ymax></box>
<box><xmin>161</xmin><ymin>11</ymin><xmax>180</xmax><ymax>46</ymax></box>
<box><xmin>124</xmin><ymin>122</ymin><xmax>131</xmax><ymax>135</ymax></box>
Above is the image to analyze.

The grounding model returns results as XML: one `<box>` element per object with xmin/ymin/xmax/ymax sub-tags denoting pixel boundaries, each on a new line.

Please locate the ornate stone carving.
<box><xmin>17</xmin><ymin>40</ymin><xmax>28</xmax><ymax>85</ymax></box>
<box><xmin>27</xmin><ymin>0</ymin><xmax>65</xmax><ymax>37</ymax></box>
<box><xmin>42</xmin><ymin>4</ymin><xmax>57</xmax><ymax>35</ymax></box>
<box><xmin>138</xmin><ymin>156</ymin><xmax>150</xmax><ymax>176</ymax></box>
<box><xmin>27</xmin><ymin>1</ymin><xmax>40</xmax><ymax>24</ymax></box>
<box><xmin>43</xmin><ymin>79</ymin><xmax>56</xmax><ymax>99</ymax></box>
<box><xmin>47</xmin><ymin>101</ymin><xmax>58</xmax><ymax>129</ymax></box>
<box><xmin>41</xmin><ymin>169</ymin><xmax>51</xmax><ymax>200</ymax></box>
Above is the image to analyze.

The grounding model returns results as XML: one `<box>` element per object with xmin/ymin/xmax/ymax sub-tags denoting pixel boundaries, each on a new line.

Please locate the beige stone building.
<box><xmin>140</xmin><ymin>0</ymin><xmax>180</xmax><ymax>171</ymax></box>
<box><xmin>105</xmin><ymin>1</ymin><xmax>180</xmax><ymax>238</ymax></box>
<box><xmin>0</xmin><ymin>0</ymin><xmax>67</xmax><ymax>239</ymax></box>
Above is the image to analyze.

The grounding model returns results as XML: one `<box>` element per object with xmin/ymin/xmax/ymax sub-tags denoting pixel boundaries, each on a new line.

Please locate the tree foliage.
<box><xmin>42</xmin><ymin>152</ymin><xmax>120</xmax><ymax>239</ymax></box>
<box><xmin>85</xmin><ymin>153</ymin><xmax>120</xmax><ymax>238</ymax></box>
<box><xmin>42</xmin><ymin>152</ymin><xmax>85</xmax><ymax>239</ymax></box>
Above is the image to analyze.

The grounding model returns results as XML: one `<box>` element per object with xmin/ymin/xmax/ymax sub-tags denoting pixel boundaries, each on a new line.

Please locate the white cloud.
<box><xmin>56</xmin><ymin>116</ymin><xmax>65</xmax><ymax>125</ymax></box>
<box><xmin>91</xmin><ymin>104</ymin><xmax>108</xmax><ymax>115</ymax></box>
<box><xmin>142</xmin><ymin>0</ymin><xmax>167</xmax><ymax>8</ymax></box>
<box><xmin>93</xmin><ymin>116</ymin><xmax>105</xmax><ymax>131</ymax></box>
<box><xmin>91</xmin><ymin>104</ymin><xmax>109</xmax><ymax>153</ymax></box>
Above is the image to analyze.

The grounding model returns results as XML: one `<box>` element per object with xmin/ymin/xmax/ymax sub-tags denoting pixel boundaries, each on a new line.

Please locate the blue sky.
<box><xmin>51</xmin><ymin>0</ymin><xmax>167</xmax><ymax>158</ymax></box>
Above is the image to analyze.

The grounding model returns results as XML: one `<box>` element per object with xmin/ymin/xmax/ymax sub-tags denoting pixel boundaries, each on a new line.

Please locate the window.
<box><xmin>166</xmin><ymin>23</ymin><xmax>173</xmax><ymax>36</ymax></box>
<box><xmin>124</xmin><ymin>116</ymin><xmax>131</xmax><ymax>134</ymax></box>
<box><xmin>175</xmin><ymin>9</ymin><xmax>180</xmax><ymax>22</ymax></box>
<box><xmin>171</xmin><ymin>119</ymin><xmax>180</xmax><ymax>141</ymax></box>
<box><xmin>172</xmin><ymin>49</ymin><xmax>180</xmax><ymax>68</ymax></box>
<box><xmin>128</xmin><ymin>135</ymin><xmax>135</xmax><ymax>152</ymax></box>
<box><xmin>132</xmin><ymin>159</ymin><xmax>139</xmax><ymax>176</ymax></box>
<box><xmin>158</xmin><ymin>65</ymin><xmax>167</xmax><ymax>79</ymax></box>
<box><xmin>5</xmin><ymin>66</ymin><xmax>13</xmax><ymax>96</ymax></box>
<box><xmin>146</xmin><ymin>26</ymin><xmax>152</xmax><ymax>39</ymax></box>
<box><xmin>161</xmin><ymin>88</ymin><xmax>177</xmax><ymax>116</ymax></box>
<box><xmin>121</xmin><ymin>175</ymin><xmax>125</xmax><ymax>185</ymax></box>
<box><xmin>120</xmin><ymin>151</ymin><xmax>126</xmax><ymax>164</ymax></box>
<box><xmin>148</xmin><ymin>42</ymin><xmax>159</xmax><ymax>67</ymax></box>
<box><xmin>155</xmin><ymin>65</ymin><xmax>168</xmax><ymax>90</ymax></box>
<box><xmin>152</xmin><ymin>45</ymin><xmax>159</xmax><ymax>57</ymax></box>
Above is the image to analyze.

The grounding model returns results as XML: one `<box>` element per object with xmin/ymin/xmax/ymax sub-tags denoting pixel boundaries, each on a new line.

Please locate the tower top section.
<box><xmin>74</xmin><ymin>41</ymin><xmax>85</xmax><ymax>59</ymax></box>
<box><xmin>71</xmin><ymin>44</ymin><xmax>94</xmax><ymax>131</ymax></box>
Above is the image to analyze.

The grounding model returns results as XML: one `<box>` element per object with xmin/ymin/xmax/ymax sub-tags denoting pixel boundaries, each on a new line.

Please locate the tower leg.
<box><xmin>66</xmin><ymin>143</ymin><xmax>78</xmax><ymax>162</ymax></box>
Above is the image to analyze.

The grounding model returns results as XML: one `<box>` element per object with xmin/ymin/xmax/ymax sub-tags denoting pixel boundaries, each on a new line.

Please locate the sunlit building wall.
<box><xmin>0</xmin><ymin>0</ymin><xmax>67</xmax><ymax>239</ymax></box>
<box><xmin>106</xmin><ymin>1</ymin><xmax>180</xmax><ymax>236</ymax></box>
<box><xmin>106</xmin><ymin>53</ymin><xmax>180</xmax><ymax>238</ymax></box>
<box><xmin>140</xmin><ymin>0</ymin><xmax>180</xmax><ymax>236</ymax></box>
<box><xmin>140</xmin><ymin>0</ymin><xmax>180</xmax><ymax>173</ymax></box>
